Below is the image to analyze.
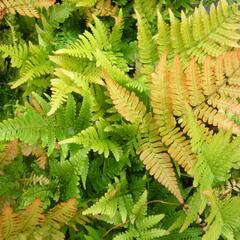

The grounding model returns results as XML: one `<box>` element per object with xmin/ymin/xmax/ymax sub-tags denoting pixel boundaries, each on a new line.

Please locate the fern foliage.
<box><xmin>1</xmin><ymin>0</ymin><xmax>240</xmax><ymax>239</ymax></box>
<box><xmin>0</xmin><ymin>198</ymin><xmax>76</xmax><ymax>240</ymax></box>
<box><xmin>0</xmin><ymin>0</ymin><xmax>55</xmax><ymax>19</ymax></box>
<box><xmin>105</xmin><ymin>48</ymin><xmax>240</xmax><ymax>202</ymax></box>
<box><xmin>157</xmin><ymin>0</ymin><xmax>240</xmax><ymax>64</ymax></box>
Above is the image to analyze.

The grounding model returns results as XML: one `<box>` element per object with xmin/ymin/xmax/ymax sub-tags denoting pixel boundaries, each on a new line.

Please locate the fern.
<box><xmin>157</xmin><ymin>0</ymin><xmax>240</xmax><ymax>64</ymax></box>
<box><xmin>0</xmin><ymin>92</ymin><xmax>87</xmax><ymax>156</ymax></box>
<box><xmin>105</xmin><ymin>49</ymin><xmax>240</xmax><ymax>202</ymax></box>
<box><xmin>60</xmin><ymin>118</ymin><xmax>122</xmax><ymax>161</ymax></box>
<box><xmin>0</xmin><ymin>198</ymin><xmax>76</xmax><ymax>239</ymax></box>
<box><xmin>113</xmin><ymin>191</ymin><xmax>168</xmax><ymax>240</ymax></box>
<box><xmin>1</xmin><ymin>1</ymin><xmax>240</xmax><ymax>239</ymax></box>
<box><xmin>0</xmin><ymin>0</ymin><xmax>55</xmax><ymax>19</ymax></box>
<box><xmin>0</xmin><ymin>140</ymin><xmax>18</xmax><ymax>172</ymax></box>
<box><xmin>49</xmin><ymin>15</ymin><xmax>130</xmax><ymax>113</ymax></box>
<box><xmin>0</xmin><ymin>42</ymin><xmax>28</xmax><ymax>68</ymax></box>
<box><xmin>104</xmin><ymin>71</ymin><xmax>183</xmax><ymax>203</ymax></box>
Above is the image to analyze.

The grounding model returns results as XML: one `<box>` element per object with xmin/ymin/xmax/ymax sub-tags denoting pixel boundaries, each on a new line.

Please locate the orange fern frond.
<box><xmin>201</xmin><ymin>56</ymin><xmax>216</xmax><ymax>96</ymax></box>
<box><xmin>185</xmin><ymin>58</ymin><xmax>205</xmax><ymax>107</ymax></box>
<box><xmin>0</xmin><ymin>140</ymin><xmax>18</xmax><ymax>171</ymax></box>
<box><xmin>169</xmin><ymin>55</ymin><xmax>189</xmax><ymax>117</ymax></box>
<box><xmin>84</xmin><ymin>0</ymin><xmax>119</xmax><ymax>25</ymax></box>
<box><xmin>20</xmin><ymin>198</ymin><xmax>44</xmax><ymax>232</ymax></box>
<box><xmin>0</xmin><ymin>198</ymin><xmax>77</xmax><ymax>239</ymax></box>
<box><xmin>137</xmin><ymin>114</ymin><xmax>184</xmax><ymax>204</ymax></box>
<box><xmin>0</xmin><ymin>205</ymin><xmax>22</xmax><ymax>239</ymax></box>
<box><xmin>104</xmin><ymin>70</ymin><xmax>184</xmax><ymax>203</ymax></box>
<box><xmin>0</xmin><ymin>0</ymin><xmax>55</xmax><ymax>18</ymax></box>
<box><xmin>104</xmin><ymin>71</ymin><xmax>147</xmax><ymax>123</ymax></box>
<box><xmin>105</xmin><ymin>46</ymin><xmax>240</xmax><ymax>203</ymax></box>
<box><xmin>20</xmin><ymin>143</ymin><xmax>47</xmax><ymax>170</ymax></box>
<box><xmin>45</xmin><ymin>198</ymin><xmax>77</xmax><ymax>225</ymax></box>
<box><xmin>151</xmin><ymin>54</ymin><xmax>196</xmax><ymax>174</ymax></box>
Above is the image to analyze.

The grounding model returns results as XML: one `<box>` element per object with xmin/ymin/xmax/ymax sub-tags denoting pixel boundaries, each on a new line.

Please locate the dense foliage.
<box><xmin>0</xmin><ymin>0</ymin><xmax>240</xmax><ymax>239</ymax></box>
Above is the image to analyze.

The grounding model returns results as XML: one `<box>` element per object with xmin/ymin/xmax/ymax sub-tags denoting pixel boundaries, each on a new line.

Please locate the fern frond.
<box><xmin>185</xmin><ymin>58</ymin><xmax>206</xmax><ymax>106</ymax></box>
<box><xmin>20</xmin><ymin>198</ymin><xmax>43</xmax><ymax>232</ymax></box>
<box><xmin>202</xmin><ymin>131</ymin><xmax>240</xmax><ymax>183</ymax></box>
<box><xmin>104</xmin><ymin>71</ymin><xmax>146</xmax><ymax>123</ymax></box>
<box><xmin>109</xmin><ymin>9</ymin><xmax>124</xmax><ymax>52</ymax></box>
<box><xmin>134</xmin><ymin>0</ymin><xmax>157</xmax><ymax>24</ymax></box>
<box><xmin>0</xmin><ymin>0</ymin><xmax>55</xmax><ymax>18</ymax></box>
<box><xmin>104</xmin><ymin>69</ymin><xmax>183</xmax><ymax>202</ymax></box>
<box><xmin>136</xmin><ymin>214</ymin><xmax>165</xmax><ymax>230</ymax></box>
<box><xmin>0</xmin><ymin>199</ymin><xmax>76</xmax><ymax>239</ymax></box>
<box><xmin>0</xmin><ymin>140</ymin><xmax>18</xmax><ymax>171</ymax></box>
<box><xmin>48</xmin><ymin>68</ymin><xmax>84</xmax><ymax>115</ymax></box>
<box><xmin>60</xmin><ymin>119</ymin><xmax>122</xmax><ymax>161</ymax></box>
<box><xmin>0</xmin><ymin>205</ymin><xmax>22</xmax><ymax>239</ymax></box>
<box><xmin>151</xmin><ymin>53</ymin><xmax>176</xmax><ymax>135</ymax></box>
<box><xmin>82</xmin><ymin>179</ymin><xmax>121</xmax><ymax>218</ymax></box>
<box><xmin>180</xmin><ymin>191</ymin><xmax>205</xmax><ymax>232</ymax></box>
<box><xmin>157</xmin><ymin>0</ymin><xmax>240</xmax><ymax>64</ymax></box>
<box><xmin>195</xmin><ymin>104</ymin><xmax>240</xmax><ymax>135</ymax></box>
<box><xmin>84</xmin><ymin>0</ymin><xmax>119</xmax><ymax>25</ymax></box>
<box><xmin>10</xmin><ymin>44</ymin><xmax>54</xmax><ymax>89</ymax></box>
<box><xmin>55</xmin><ymin>17</ymin><xmax>109</xmax><ymax>59</ymax></box>
<box><xmin>75</xmin><ymin>91</ymin><xmax>92</xmax><ymax>132</ymax></box>
<box><xmin>135</xmin><ymin>10</ymin><xmax>157</xmax><ymax>80</ymax></box>
<box><xmin>0</xmin><ymin>42</ymin><xmax>28</xmax><ymax>68</ymax></box>
<box><xmin>151</xmin><ymin>54</ymin><xmax>196</xmax><ymax>173</ymax></box>
<box><xmin>21</xmin><ymin>173</ymin><xmax>50</xmax><ymax>186</ymax></box>
<box><xmin>137</xmin><ymin>115</ymin><xmax>183</xmax><ymax>204</ymax></box>
<box><xmin>221</xmin><ymin>197</ymin><xmax>240</xmax><ymax>238</ymax></box>
<box><xmin>45</xmin><ymin>198</ymin><xmax>77</xmax><ymax>226</ymax></box>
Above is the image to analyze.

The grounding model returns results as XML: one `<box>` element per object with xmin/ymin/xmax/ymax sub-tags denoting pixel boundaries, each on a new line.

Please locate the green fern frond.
<box><xmin>60</xmin><ymin>119</ymin><xmax>122</xmax><ymax>161</ymax></box>
<box><xmin>113</xmin><ymin>190</ymin><xmax>167</xmax><ymax>240</ymax></box>
<box><xmin>134</xmin><ymin>0</ymin><xmax>157</xmax><ymax>24</ymax></box>
<box><xmin>221</xmin><ymin>197</ymin><xmax>240</xmax><ymax>238</ymax></box>
<box><xmin>136</xmin><ymin>214</ymin><xmax>165</xmax><ymax>230</ymax></box>
<box><xmin>135</xmin><ymin>10</ymin><xmax>158</xmax><ymax>80</ymax></box>
<box><xmin>55</xmin><ymin>17</ymin><xmax>109</xmax><ymax>59</ymax></box>
<box><xmin>48</xmin><ymin>68</ymin><xmax>84</xmax><ymax>116</ymax></box>
<box><xmin>180</xmin><ymin>190</ymin><xmax>205</xmax><ymax>232</ymax></box>
<box><xmin>0</xmin><ymin>42</ymin><xmax>29</xmax><ymax>68</ymax></box>
<box><xmin>157</xmin><ymin>0</ymin><xmax>240</xmax><ymax>64</ymax></box>
<box><xmin>74</xmin><ymin>0</ymin><xmax>97</xmax><ymax>7</ymax></box>
<box><xmin>201</xmin><ymin>131</ymin><xmax>240</xmax><ymax>183</ymax></box>
<box><xmin>75</xmin><ymin>91</ymin><xmax>92</xmax><ymax>132</ymax></box>
<box><xmin>82</xmin><ymin>178</ymin><xmax>121</xmax><ymax>218</ymax></box>
<box><xmin>11</xmin><ymin>44</ymin><xmax>54</xmax><ymax>89</ymax></box>
<box><xmin>109</xmin><ymin>9</ymin><xmax>124</xmax><ymax>52</ymax></box>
